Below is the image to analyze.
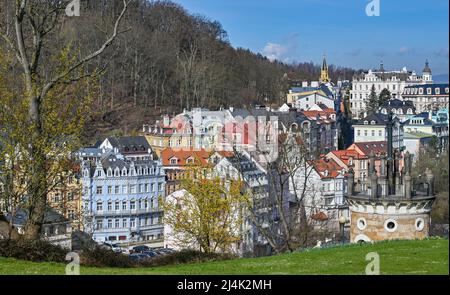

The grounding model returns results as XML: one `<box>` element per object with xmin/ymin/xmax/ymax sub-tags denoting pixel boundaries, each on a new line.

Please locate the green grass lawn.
<box><xmin>0</xmin><ymin>239</ymin><xmax>448</xmax><ymax>275</ymax></box>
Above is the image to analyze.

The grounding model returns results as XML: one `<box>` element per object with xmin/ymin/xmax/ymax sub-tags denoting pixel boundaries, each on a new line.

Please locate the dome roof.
<box><xmin>423</xmin><ymin>60</ymin><xmax>432</xmax><ymax>74</ymax></box>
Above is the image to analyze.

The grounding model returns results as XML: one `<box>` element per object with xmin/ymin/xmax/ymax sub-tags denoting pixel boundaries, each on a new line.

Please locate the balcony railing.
<box><xmin>88</xmin><ymin>208</ymin><xmax>162</xmax><ymax>217</ymax></box>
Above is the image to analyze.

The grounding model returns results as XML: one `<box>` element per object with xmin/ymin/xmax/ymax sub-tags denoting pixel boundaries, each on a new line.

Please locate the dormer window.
<box><xmin>323</xmin><ymin>170</ymin><xmax>329</xmax><ymax>177</ymax></box>
<box><xmin>107</xmin><ymin>168</ymin><xmax>112</xmax><ymax>177</ymax></box>
<box><xmin>114</xmin><ymin>168</ymin><xmax>120</xmax><ymax>177</ymax></box>
<box><xmin>186</xmin><ymin>157</ymin><xmax>195</xmax><ymax>164</ymax></box>
<box><xmin>427</xmin><ymin>88</ymin><xmax>431</xmax><ymax>95</ymax></box>
<box><xmin>407</xmin><ymin>108</ymin><xmax>413</xmax><ymax>114</ymax></box>
<box><xmin>445</xmin><ymin>88</ymin><xmax>449</xmax><ymax>94</ymax></box>
<box><xmin>122</xmin><ymin>168</ymin><xmax>127</xmax><ymax>176</ymax></box>
<box><xmin>371</xmin><ymin>120</ymin><xmax>376</xmax><ymax>125</ymax></box>
<box><xmin>419</xmin><ymin>88</ymin><xmax>424</xmax><ymax>94</ymax></box>
<box><xmin>364</xmin><ymin>121</ymin><xmax>368</xmax><ymax>125</ymax></box>
<box><xmin>170</xmin><ymin>157</ymin><xmax>178</xmax><ymax>165</ymax></box>
<box><xmin>435</xmin><ymin>88</ymin><xmax>440</xmax><ymax>95</ymax></box>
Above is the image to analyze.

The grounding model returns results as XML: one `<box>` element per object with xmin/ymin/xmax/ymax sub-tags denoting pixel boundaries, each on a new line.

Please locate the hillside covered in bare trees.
<box><xmin>1</xmin><ymin>0</ymin><xmax>356</xmax><ymax>141</ymax></box>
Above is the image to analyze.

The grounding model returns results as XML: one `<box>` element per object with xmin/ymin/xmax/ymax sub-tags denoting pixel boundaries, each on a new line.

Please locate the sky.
<box><xmin>174</xmin><ymin>0</ymin><xmax>449</xmax><ymax>76</ymax></box>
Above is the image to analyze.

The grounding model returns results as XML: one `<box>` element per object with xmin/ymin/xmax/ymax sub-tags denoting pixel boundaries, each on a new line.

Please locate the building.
<box><xmin>378</xmin><ymin>99</ymin><xmax>416</xmax><ymax>122</ymax></box>
<box><xmin>403</xmin><ymin>132</ymin><xmax>436</xmax><ymax>158</ymax></box>
<box><xmin>80</xmin><ymin>140</ymin><xmax>165</xmax><ymax>246</ymax></box>
<box><xmin>288</xmin><ymin>155</ymin><xmax>347</xmax><ymax>237</ymax></box>
<box><xmin>161</xmin><ymin>148</ymin><xmax>223</xmax><ymax>196</ymax></box>
<box><xmin>403</xmin><ymin>113</ymin><xmax>449</xmax><ymax>152</ymax></box>
<box><xmin>300</xmin><ymin>105</ymin><xmax>338</xmax><ymax>152</ymax></box>
<box><xmin>346</xmin><ymin>146</ymin><xmax>435</xmax><ymax>243</ymax></box>
<box><xmin>291</xmin><ymin>92</ymin><xmax>335</xmax><ymax>111</ymax></box>
<box><xmin>3</xmin><ymin>208</ymin><xmax>72</xmax><ymax>249</ymax></box>
<box><xmin>350</xmin><ymin>61</ymin><xmax>432</xmax><ymax>118</ymax></box>
<box><xmin>213</xmin><ymin>151</ymin><xmax>272</xmax><ymax>256</ymax></box>
<box><xmin>320</xmin><ymin>56</ymin><xmax>330</xmax><ymax>83</ymax></box>
<box><xmin>352</xmin><ymin>113</ymin><xmax>404</xmax><ymax>149</ymax></box>
<box><xmin>47</xmin><ymin>168</ymin><xmax>83</xmax><ymax>231</ymax></box>
<box><xmin>402</xmin><ymin>83</ymin><xmax>449</xmax><ymax>113</ymax></box>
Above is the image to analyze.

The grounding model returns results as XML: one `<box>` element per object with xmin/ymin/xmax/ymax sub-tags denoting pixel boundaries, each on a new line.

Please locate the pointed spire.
<box><xmin>379</xmin><ymin>61</ymin><xmax>385</xmax><ymax>72</ymax></box>
<box><xmin>320</xmin><ymin>54</ymin><xmax>330</xmax><ymax>83</ymax></box>
<box><xmin>423</xmin><ymin>59</ymin><xmax>432</xmax><ymax>74</ymax></box>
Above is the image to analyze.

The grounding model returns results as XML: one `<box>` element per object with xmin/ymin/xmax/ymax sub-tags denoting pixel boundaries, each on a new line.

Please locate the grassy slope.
<box><xmin>0</xmin><ymin>239</ymin><xmax>448</xmax><ymax>275</ymax></box>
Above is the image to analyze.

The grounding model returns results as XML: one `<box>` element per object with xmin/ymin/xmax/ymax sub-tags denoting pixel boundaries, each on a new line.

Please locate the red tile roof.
<box><xmin>349</xmin><ymin>141</ymin><xmax>387</xmax><ymax>156</ymax></box>
<box><xmin>330</xmin><ymin>149</ymin><xmax>366</xmax><ymax>165</ymax></box>
<box><xmin>161</xmin><ymin>148</ymin><xmax>211</xmax><ymax>167</ymax></box>
<box><xmin>311</xmin><ymin>157</ymin><xmax>344</xmax><ymax>179</ymax></box>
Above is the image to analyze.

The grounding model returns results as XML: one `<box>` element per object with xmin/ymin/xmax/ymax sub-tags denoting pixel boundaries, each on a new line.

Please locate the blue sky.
<box><xmin>175</xmin><ymin>0</ymin><xmax>449</xmax><ymax>75</ymax></box>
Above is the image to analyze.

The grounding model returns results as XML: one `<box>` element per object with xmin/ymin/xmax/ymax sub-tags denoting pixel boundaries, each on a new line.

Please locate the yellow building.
<box><xmin>47</xmin><ymin>168</ymin><xmax>83</xmax><ymax>231</ymax></box>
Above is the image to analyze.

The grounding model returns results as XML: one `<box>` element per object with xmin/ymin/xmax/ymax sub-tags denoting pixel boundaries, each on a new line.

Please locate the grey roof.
<box><xmin>106</xmin><ymin>136</ymin><xmax>151</xmax><ymax>153</ymax></box>
<box><xmin>403</xmin><ymin>83</ymin><xmax>449</xmax><ymax>96</ymax></box>
<box><xmin>379</xmin><ymin>99</ymin><xmax>416</xmax><ymax>113</ymax></box>
<box><xmin>6</xmin><ymin>207</ymin><xmax>68</xmax><ymax>226</ymax></box>
<box><xmin>355</xmin><ymin>113</ymin><xmax>390</xmax><ymax>125</ymax></box>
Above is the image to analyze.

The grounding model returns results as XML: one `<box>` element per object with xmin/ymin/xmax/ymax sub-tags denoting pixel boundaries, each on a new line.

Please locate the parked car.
<box><xmin>129</xmin><ymin>253</ymin><xmax>148</xmax><ymax>262</ymax></box>
<box><xmin>141</xmin><ymin>250</ymin><xmax>157</xmax><ymax>258</ymax></box>
<box><xmin>160</xmin><ymin>248</ymin><xmax>176</xmax><ymax>254</ymax></box>
<box><xmin>131</xmin><ymin>245</ymin><xmax>150</xmax><ymax>253</ymax></box>
<box><xmin>102</xmin><ymin>242</ymin><xmax>122</xmax><ymax>253</ymax></box>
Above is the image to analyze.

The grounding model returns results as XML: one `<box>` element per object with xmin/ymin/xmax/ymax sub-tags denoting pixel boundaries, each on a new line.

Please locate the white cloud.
<box><xmin>262</xmin><ymin>33</ymin><xmax>299</xmax><ymax>63</ymax></box>
<box><xmin>262</xmin><ymin>43</ymin><xmax>288</xmax><ymax>62</ymax></box>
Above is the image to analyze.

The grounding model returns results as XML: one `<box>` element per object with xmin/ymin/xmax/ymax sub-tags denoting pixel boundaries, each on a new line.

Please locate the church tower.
<box><xmin>320</xmin><ymin>55</ymin><xmax>330</xmax><ymax>83</ymax></box>
<box><xmin>422</xmin><ymin>59</ymin><xmax>432</xmax><ymax>82</ymax></box>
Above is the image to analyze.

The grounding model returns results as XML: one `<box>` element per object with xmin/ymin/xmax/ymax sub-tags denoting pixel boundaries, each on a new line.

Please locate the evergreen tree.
<box><xmin>379</xmin><ymin>88</ymin><xmax>392</xmax><ymax>106</ymax></box>
<box><xmin>365</xmin><ymin>84</ymin><xmax>379</xmax><ymax>115</ymax></box>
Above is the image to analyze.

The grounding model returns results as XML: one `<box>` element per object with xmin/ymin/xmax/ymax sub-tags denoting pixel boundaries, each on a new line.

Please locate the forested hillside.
<box><xmin>1</xmin><ymin>0</ymin><xmax>357</xmax><ymax>141</ymax></box>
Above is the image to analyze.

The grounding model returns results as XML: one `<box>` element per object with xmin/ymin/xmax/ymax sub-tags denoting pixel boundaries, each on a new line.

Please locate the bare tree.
<box><xmin>0</xmin><ymin>0</ymin><xmax>131</xmax><ymax>239</ymax></box>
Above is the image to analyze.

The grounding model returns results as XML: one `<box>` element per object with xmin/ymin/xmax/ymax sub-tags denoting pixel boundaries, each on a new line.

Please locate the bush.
<box><xmin>0</xmin><ymin>238</ymin><xmax>66</xmax><ymax>263</ymax></box>
<box><xmin>79</xmin><ymin>246</ymin><xmax>133</xmax><ymax>268</ymax></box>
<box><xmin>138</xmin><ymin>250</ymin><xmax>236</xmax><ymax>267</ymax></box>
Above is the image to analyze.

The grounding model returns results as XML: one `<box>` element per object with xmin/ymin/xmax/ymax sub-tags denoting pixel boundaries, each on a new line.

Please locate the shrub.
<box><xmin>0</xmin><ymin>238</ymin><xmax>66</xmax><ymax>263</ymax></box>
<box><xmin>79</xmin><ymin>246</ymin><xmax>133</xmax><ymax>268</ymax></box>
<box><xmin>138</xmin><ymin>250</ymin><xmax>236</xmax><ymax>267</ymax></box>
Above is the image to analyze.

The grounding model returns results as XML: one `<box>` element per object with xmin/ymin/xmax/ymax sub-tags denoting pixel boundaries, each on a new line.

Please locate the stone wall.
<box><xmin>350</xmin><ymin>211</ymin><xmax>430</xmax><ymax>242</ymax></box>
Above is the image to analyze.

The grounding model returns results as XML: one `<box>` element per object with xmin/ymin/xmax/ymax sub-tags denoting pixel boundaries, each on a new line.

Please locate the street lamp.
<box><xmin>339</xmin><ymin>216</ymin><xmax>347</xmax><ymax>244</ymax></box>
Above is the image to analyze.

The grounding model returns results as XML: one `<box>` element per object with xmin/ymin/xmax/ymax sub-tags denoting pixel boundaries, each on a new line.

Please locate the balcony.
<box><xmin>89</xmin><ymin>208</ymin><xmax>162</xmax><ymax>217</ymax></box>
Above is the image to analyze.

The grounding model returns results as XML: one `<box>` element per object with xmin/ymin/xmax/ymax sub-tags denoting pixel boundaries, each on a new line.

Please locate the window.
<box><xmin>435</xmin><ymin>88</ymin><xmax>440</xmax><ymax>95</ymax></box>
<box><xmin>108</xmin><ymin>219</ymin><xmax>112</xmax><ymax>228</ymax></box>
<box><xmin>107</xmin><ymin>169</ymin><xmax>112</xmax><ymax>177</ymax></box>
<box><xmin>378</xmin><ymin>130</ymin><xmax>382</xmax><ymax>137</ymax></box>
<box><xmin>115</xmin><ymin>201</ymin><xmax>120</xmax><ymax>211</ymax></box>
<box><xmin>122</xmin><ymin>185</ymin><xmax>127</xmax><ymax>194</ymax></box>
<box><xmin>107</xmin><ymin>201</ymin><xmax>112</xmax><ymax>211</ymax></box>
<box><xmin>97</xmin><ymin>220</ymin><xmax>103</xmax><ymax>229</ymax></box>
<box><xmin>357</xmin><ymin>130</ymin><xmax>361</xmax><ymax>136</ymax></box>
<box><xmin>68</xmin><ymin>210</ymin><xmax>75</xmax><ymax>220</ymax></box>
<box><xmin>158</xmin><ymin>183</ymin><xmax>163</xmax><ymax>191</ymax></box>
<box><xmin>122</xmin><ymin>201</ymin><xmax>127</xmax><ymax>210</ymax></box>
<box><xmin>144</xmin><ymin>199</ymin><xmax>148</xmax><ymax>209</ymax></box>
<box><xmin>130</xmin><ymin>185</ymin><xmax>136</xmax><ymax>194</ymax></box>
<box><xmin>96</xmin><ymin>202</ymin><xmax>103</xmax><ymax>211</ymax></box>
<box><xmin>139</xmin><ymin>184</ymin><xmax>144</xmax><ymax>193</ymax></box>
<box><xmin>107</xmin><ymin>186</ymin><xmax>112</xmax><ymax>194</ymax></box>
<box><xmin>114</xmin><ymin>186</ymin><xmax>119</xmax><ymax>194</ymax></box>
<box><xmin>415</xmin><ymin>218</ymin><xmax>425</xmax><ymax>231</ymax></box>
<box><xmin>427</xmin><ymin>88</ymin><xmax>432</xmax><ymax>95</ymax></box>
<box><xmin>96</xmin><ymin>186</ymin><xmax>103</xmax><ymax>195</ymax></box>
<box><xmin>130</xmin><ymin>218</ymin><xmax>136</xmax><ymax>228</ymax></box>
<box><xmin>115</xmin><ymin>219</ymin><xmax>120</xmax><ymax>228</ymax></box>
<box><xmin>67</xmin><ymin>192</ymin><xmax>74</xmax><ymax>201</ymax></box>
<box><xmin>145</xmin><ymin>183</ymin><xmax>149</xmax><ymax>192</ymax></box>
<box><xmin>371</xmin><ymin>130</ymin><xmax>375</xmax><ymax>137</ymax></box>
<box><xmin>384</xmin><ymin>219</ymin><xmax>398</xmax><ymax>232</ymax></box>
<box><xmin>140</xmin><ymin>218</ymin><xmax>145</xmax><ymax>226</ymax></box>
<box><xmin>130</xmin><ymin>201</ymin><xmax>136</xmax><ymax>210</ymax></box>
<box><xmin>364</xmin><ymin>130</ymin><xmax>368</xmax><ymax>136</ymax></box>
<box><xmin>357</xmin><ymin>218</ymin><xmax>367</xmax><ymax>230</ymax></box>
<box><xmin>122</xmin><ymin>219</ymin><xmax>127</xmax><ymax>228</ymax></box>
